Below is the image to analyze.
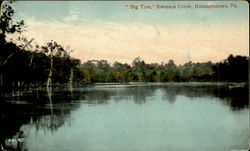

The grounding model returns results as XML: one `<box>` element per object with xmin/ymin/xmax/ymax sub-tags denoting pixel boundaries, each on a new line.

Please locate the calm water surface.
<box><xmin>0</xmin><ymin>84</ymin><xmax>248</xmax><ymax>151</ymax></box>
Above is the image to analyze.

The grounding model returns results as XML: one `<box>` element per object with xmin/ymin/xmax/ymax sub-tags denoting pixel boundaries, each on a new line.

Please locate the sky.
<box><xmin>8</xmin><ymin>1</ymin><xmax>249</xmax><ymax>65</ymax></box>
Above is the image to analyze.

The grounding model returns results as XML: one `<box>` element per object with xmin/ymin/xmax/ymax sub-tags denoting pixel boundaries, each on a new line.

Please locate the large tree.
<box><xmin>41</xmin><ymin>41</ymin><xmax>64</xmax><ymax>87</ymax></box>
<box><xmin>0</xmin><ymin>1</ymin><xmax>25</xmax><ymax>86</ymax></box>
<box><xmin>0</xmin><ymin>0</ymin><xmax>24</xmax><ymax>44</ymax></box>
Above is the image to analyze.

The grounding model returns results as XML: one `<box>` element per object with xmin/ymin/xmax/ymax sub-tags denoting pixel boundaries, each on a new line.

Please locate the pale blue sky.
<box><xmin>6</xmin><ymin>1</ymin><xmax>249</xmax><ymax>64</ymax></box>
<box><xmin>13</xmin><ymin>1</ymin><xmax>248</xmax><ymax>26</ymax></box>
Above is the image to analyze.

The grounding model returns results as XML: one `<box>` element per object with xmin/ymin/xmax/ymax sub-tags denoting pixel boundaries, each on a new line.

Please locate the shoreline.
<box><xmin>93</xmin><ymin>82</ymin><xmax>248</xmax><ymax>88</ymax></box>
<box><xmin>0</xmin><ymin>82</ymin><xmax>247</xmax><ymax>92</ymax></box>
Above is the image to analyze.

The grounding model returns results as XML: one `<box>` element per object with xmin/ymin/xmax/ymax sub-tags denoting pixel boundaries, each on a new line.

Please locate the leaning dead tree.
<box><xmin>0</xmin><ymin>1</ymin><xmax>3</xmax><ymax>17</ymax></box>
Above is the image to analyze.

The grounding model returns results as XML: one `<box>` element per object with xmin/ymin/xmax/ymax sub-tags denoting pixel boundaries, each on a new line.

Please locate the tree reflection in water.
<box><xmin>0</xmin><ymin>87</ymin><xmax>81</xmax><ymax>150</ymax></box>
<box><xmin>0</xmin><ymin>84</ymin><xmax>248</xmax><ymax>150</ymax></box>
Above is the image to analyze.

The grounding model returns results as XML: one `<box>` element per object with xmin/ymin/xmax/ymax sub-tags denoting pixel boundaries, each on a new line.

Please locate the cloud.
<box><xmin>17</xmin><ymin>18</ymin><xmax>249</xmax><ymax>65</ymax></box>
<box><xmin>63</xmin><ymin>11</ymin><xmax>80</xmax><ymax>22</ymax></box>
<box><xmin>64</xmin><ymin>14</ymin><xmax>79</xmax><ymax>22</ymax></box>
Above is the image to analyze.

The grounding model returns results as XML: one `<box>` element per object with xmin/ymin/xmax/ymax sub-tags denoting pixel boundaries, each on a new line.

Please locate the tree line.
<box><xmin>0</xmin><ymin>1</ymin><xmax>248</xmax><ymax>88</ymax></box>
<box><xmin>78</xmin><ymin>55</ymin><xmax>248</xmax><ymax>83</ymax></box>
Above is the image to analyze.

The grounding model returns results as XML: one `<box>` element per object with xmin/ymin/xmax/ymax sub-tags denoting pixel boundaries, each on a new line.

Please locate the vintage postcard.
<box><xmin>0</xmin><ymin>1</ymin><xmax>249</xmax><ymax>151</ymax></box>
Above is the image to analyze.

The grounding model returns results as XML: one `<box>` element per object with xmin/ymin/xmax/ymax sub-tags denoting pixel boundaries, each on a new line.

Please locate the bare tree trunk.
<box><xmin>68</xmin><ymin>68</ymin><xmax>73</xmax><ymax>87</ymax></box>
<box><xmin>0</xmin><ymin>74</ymin><xmax>2</xmax><ymax>86</ymax></box>
<box><xmin>0</xmin><ymin>1</ymin><xmax>5</xmax><ymax>45</ymax></box>
<box><xmin>47</xmin><ymin>56</ymin><xmax>53</xmax><ymax>87</ymax></box>
<box><xmin>29</xmin><ymin>54</ymin><xmax>33</xmax><ymax>66</ymax></box>
<box><xmin>0</xmin><ymin>1</ymin><xmax>3</xmax><ymax>17</ymax></box>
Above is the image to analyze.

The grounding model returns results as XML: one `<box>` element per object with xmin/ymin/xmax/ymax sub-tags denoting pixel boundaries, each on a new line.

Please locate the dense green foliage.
<box><xmin>0</xmin><ymin>2</ymin><xmax>248</xmax><ymax>88</ymax></box>
<box><xmin>0</xmin><ymin>1</ymin><xmax>81</xmax><ymax>88</ymax></box>
<box><xmin>79</xmin><ymin>56</ymin><xmax>248</xmax><ymax>83</ymax></box>
<box><xmin>0</xmin><ymin>40</ymin><xmax>81</xmax><ymax>87</ymax></box>
<box><xmin>213</xmin><ymin>55</ymin><xmax>248</xmax><ymax>82</ymax></box>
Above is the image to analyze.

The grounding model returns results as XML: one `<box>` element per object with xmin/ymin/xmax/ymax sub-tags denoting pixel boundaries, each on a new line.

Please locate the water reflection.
<box><xmin>0</xmin><ymin>84</ymin><xmax>248</xmax><ymax>151</ymax></box>
<box><xmin>47</xmin><ymin>87</ymin><xmax>53</xmax><ymax>116</ymax></box>
<box><xmin>0</xmin><ymin>88</ymin><xmax>82</xmax><ymax>150</ymax></box>
<box><xmin>74</xmin><ymin>85</ymin><xmax>248</xmax><ymax>109</ymax></box>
